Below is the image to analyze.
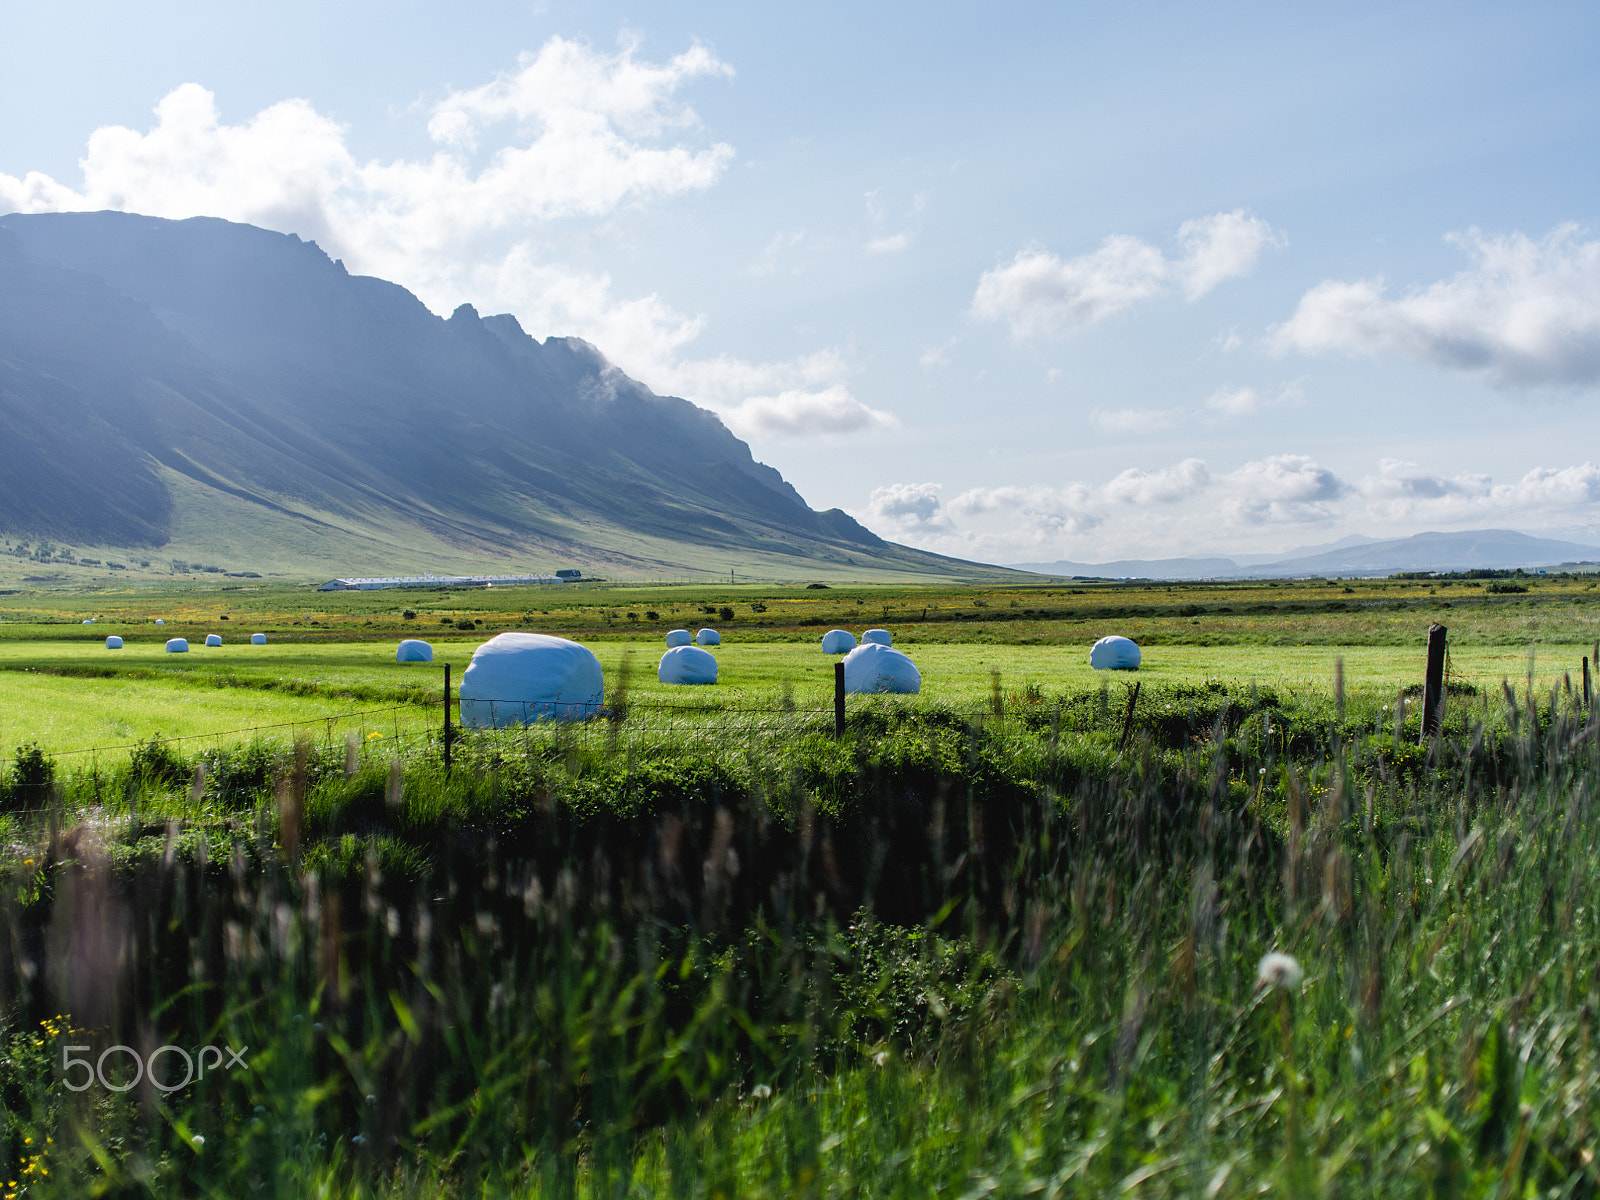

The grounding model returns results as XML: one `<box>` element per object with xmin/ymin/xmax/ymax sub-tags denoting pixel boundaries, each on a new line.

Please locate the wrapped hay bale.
<box><xmin>862</xmin><ymin>629</ymin><xmax>892</xmax><ymax>645</ymax></box>
<box><xmin>105</xmin><ymin>636</ymin><xmax>123</xmax><ymax>649</ymax></box>
<box><xmin>459</xmin><ymin>632</ymin><xmax>603</xmax><ymax>727</ymax></box>
<box><xmin>396</xmin><ymin>639</ymin><xmax>434</xmax><ymax>663</ymax></box>
<box><xmin>821</xmin><ymin>628</ymin><xmax>856</xmax><ymax>654</ymax></box>
<box><xmin>205</xmin><ymin>634</ymin><xmax>223</xmax><ymax>647</ymax></box>
<box><xmin>842</xmin><ymin>642</ymin><xmax>921</xmax><ymax>694</ymax></box>
<box><xmin>1089</xmin><ymin>635</ymin><xmax>1141</xmax><ymax>670</ymax></box>
<box><xmin>658</xmin><ymin>644</ymin><xmax>718</xmax><ymax>685</ymax></box>
<box><xmin>665</xmin><ymin>629</ymin><xmax>692</xmax><ymax>647</ymax></box>
<box><xmin>695</xmin><ymin>628</ymin><xmax>721</xmax><ymax>646</ymax></box>
<box><xmin>250</xmin><ymin>633</ymin><xmax>267</xmax><ymax>645</ymax></box>
<box><xmin>165</xmin><ymin>638</ymin><xmax>189</xmax><ymax>653</ymax></box>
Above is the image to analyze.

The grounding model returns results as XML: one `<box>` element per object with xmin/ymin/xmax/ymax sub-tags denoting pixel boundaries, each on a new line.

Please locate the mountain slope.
<box><xmin>0</xmin><ymin>211</ymin><xmax>1001</xmax><ymax>582</ymax></box>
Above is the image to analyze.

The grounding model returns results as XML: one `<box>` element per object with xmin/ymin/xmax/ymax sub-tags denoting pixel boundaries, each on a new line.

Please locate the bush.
<box><xmin>129</xmin><ymin>733</ymin><xmax>188</xmax><ymax>788</ymax></box>
<box><xmin>455</xmin><ymin>618</ymin><xmax>477</xmax><ymax>630</ymax></box>
<box><xmin>718</xmin><ymin>606</ymin><xmax>735</xmax><ymax>621</ymax></box>
<box><xmin>3</xmin><ymin>742</ymin><xmax>54</xmax><ymax>810</ymax></box>
<box><xmin>402</xmin><ymin>609</ymin><xmax>417</xmax><ymax>620</ymax></box>
<box><xmin>645</xmin><ymin>611</ymin><xmax>660</xmax><ymax>621</ymax></box>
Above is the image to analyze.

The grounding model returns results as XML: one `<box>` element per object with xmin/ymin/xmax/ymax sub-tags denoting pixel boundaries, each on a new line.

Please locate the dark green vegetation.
<box><xmin>0</xmin><ymin>212</ymin><xmax>999</xmax><ymax>584</ymax></box>
<box><xmin>3</xmin><ymin>662</ymin><xmax>1600</xmax><ymax>1196</ymax></box>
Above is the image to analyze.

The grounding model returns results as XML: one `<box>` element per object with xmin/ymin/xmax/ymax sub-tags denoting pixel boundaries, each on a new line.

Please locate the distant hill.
<box><xmin>1013</xmin><ymin>529</ymin><xmax>1600</xmax><ymax>580</ymax></box>
<box><xmin>0</xmin><ymin>211</ymin><xmax>1006</xmax><ymax>583</ymax></box>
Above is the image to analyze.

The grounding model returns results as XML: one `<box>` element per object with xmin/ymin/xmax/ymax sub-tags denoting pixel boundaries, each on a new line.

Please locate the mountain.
<box><xmin>1012</xmin><ymin>529</ymin><xmax>1600</xmax><ymax>579</ymax></box>
<box><xmin>0</xmin><ymin>211</ymin><xmax>1002</xmax><ymax>583</ymax></box>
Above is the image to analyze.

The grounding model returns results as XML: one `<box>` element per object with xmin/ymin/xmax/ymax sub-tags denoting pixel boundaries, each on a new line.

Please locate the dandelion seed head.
<box><xmin>1257</xmin><ymin>951</ymin><xmax>1303</xmax><ymax>990</ymax></box>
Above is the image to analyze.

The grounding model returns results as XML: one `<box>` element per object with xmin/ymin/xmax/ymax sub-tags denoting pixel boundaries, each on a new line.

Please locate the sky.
<box><xmin>5</xmin><ymin>0</ymin><xmax>1600</xmax><ymax>565</ymax></box>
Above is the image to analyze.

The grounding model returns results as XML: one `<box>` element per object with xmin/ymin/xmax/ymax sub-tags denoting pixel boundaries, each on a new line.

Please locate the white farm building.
<box><xmin>318</xmin><ymin>573</ymin><xmax>564</xmax><ymax>592</ymax></box>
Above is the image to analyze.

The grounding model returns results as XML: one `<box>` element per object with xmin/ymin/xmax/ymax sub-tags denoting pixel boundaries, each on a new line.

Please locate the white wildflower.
<box><xmin>1256</xmin><ymin>952</ymin><xmax>1303</xmax><ymax>991</ymax></box>
<box><xmin>752</xmin><ymin>1084</ymin><xmax>772</xmax><ymax>1099</ymax></box>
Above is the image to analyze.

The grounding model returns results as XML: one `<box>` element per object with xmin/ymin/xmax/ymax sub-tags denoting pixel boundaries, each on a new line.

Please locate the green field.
<box><xmin>2</xmin><ymin>632</ymin><xmax>1595</xmax><ymax>762</ymax></box>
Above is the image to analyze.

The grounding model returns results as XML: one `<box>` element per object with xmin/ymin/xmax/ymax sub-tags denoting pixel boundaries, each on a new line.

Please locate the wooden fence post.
<box><xmin>834</xmin><ymin>661</ymin><xmax>845</xmax><ymax>739</ymax></box>
<box><xmin>1118</xmin><ymin>681</ymin><xmax>1141</xmax><ymax>751</ymax></box>
<box><xmin>1584</xmin><ymin>655</ymin><xmax>1591</xmax><ymax>708</ymax></box>
<box><xmin>443</xmin><ymin>662</ymin><xmax>453</xmax><ymax>770</ymax></box>
<box><xmin>1422</xmin><ymin>624</ymin><xmax>1447</xmax><ymax>739</ymax></box>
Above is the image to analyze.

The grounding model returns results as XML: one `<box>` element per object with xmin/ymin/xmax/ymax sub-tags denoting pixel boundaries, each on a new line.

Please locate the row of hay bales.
<box><xmin>396</xmin><ymin>628</ymin><xmax>1144</xmax><ymax>730</ymax></box>
<box><xmin>107</xmin><ymin>632</ymin><xmax>269</xmax><ymax>651</ymax></box>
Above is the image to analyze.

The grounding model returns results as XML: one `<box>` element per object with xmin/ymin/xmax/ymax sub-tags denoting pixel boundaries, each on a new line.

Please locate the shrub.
<box><xmin>645</xmin><ymin>611</ymin><xmax>660</xmax><ymax>621</ymax></box>
<box><xmin>129</xmin><ymin>733</ymin><xmax>188</xmax><ymax>788</ymax></box>
<box><xmin>402</xmin><ymin>609</ymin><xmax>417</xmax><ymax>621</ymax></box>
<box><xmin>718</xmin><ymin>606</ymin><xmax>735</xmax><ymax>621</ymax></box>
<box><xmin>455</xmin><ymin>618</ymin><xmax>477</xmax><ymax>630</ymax></box>
<box><xmin>3</xmin><ymin>742</ymin><xmax>54</xmax><ymax>810</ymax></box>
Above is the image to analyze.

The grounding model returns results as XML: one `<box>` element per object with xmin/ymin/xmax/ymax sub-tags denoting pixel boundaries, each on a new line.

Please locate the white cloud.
<box><xmin>1273</xmin><ymin>224</ymin><xmax>1600</xmax><ymax>388</ymax></box>
<box><xmin>971</xmin><ymin>209</ymin><xmax>1280</xmax><ymax>339</ymax></box>
<box><xmin>1092</xmin><ymin>407</ymin><xmax>1176</xmax><ymax>434</ymax></box>
<box><xmin>1205</xmin><ymin>385</ymin><xmax>1260</xmax><ymax>417</ymax></box>
<box><xmin>858</xmin><ymin>455</ymin><xmax>1600</xmax><ymax>562</ymax></box>
<box><xmin>1359</xmin><ymin>459</ymin><xmax>1600</xmax><ymax>524</ymax></box>
<box><xmin>1221</xmin><ymin>455</ymin><xmax>1347</xmax><ymax>524</ymax></box>
<box><xmin>1175</xmin><ymin>211</ymin><xmax>1284</xmax><ymax>300</ymax></box>
<box><xmin>863</xmin><ymin>482</ymin><xmax>948</xmax><ymax>531</ymax></box>
<box><xmin>750</xmin><ymin>230</ymin><xmax>805</xmax><ymax>277</ymax></box>
<box><xmin>721</xmin><ymin>385</ymin><xmax>894</xmax><ymax>439</ymax></box>
<box><xmin>1103</xmin><ymin>458</ymin><xmax>1210</xmax><ymax>504</ymax></box>
<box><xmin>0</xmin><ymin>40</ymin><xmax>736</xmax><ymax>279</ymax></box>
<box><xmin>0</xmin><ymin>41</ymin><xmax>896</xmax><ymax>441</ymax></box>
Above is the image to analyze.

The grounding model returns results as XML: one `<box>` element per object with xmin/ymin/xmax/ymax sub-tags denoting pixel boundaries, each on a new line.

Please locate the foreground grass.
<box><xmin>0</xmin><ymin>675</ymin><xmax>1597</xmax><ymax>1196</ymax></box>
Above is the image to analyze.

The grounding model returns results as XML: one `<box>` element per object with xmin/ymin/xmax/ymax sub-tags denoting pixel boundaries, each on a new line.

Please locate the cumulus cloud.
<box><xmin>721</xmin><ymin>385</ymin><xmax>895</xmax><ymax>439</ymax></box>
<box><xmin>1221</xmin><ymin>455</ymin><xmax>1347</xmax><ymax>524</ymax></box>
<box><xmin>971</xmin><ymin>209</ymin><xmax>1280</xmax><ymax>339</ymax></box>
<box><xmin>858</xmin><ymin>455</ymin><xmax>1600</xmax><ymax>562</ymax></box>
<box><xmin>0</xmin><ymin>39</ymin><xmax>735</xmax><ymax>276</ymax></box>
<box><xmin>1103</xmin><ymin>458</ymin><xmax>1210</xmax><ymax>504</ymax></box>
<box><xmin>1360</xmin><ymin>459</ymin><xmax>1600</xmax><ymax>524</ymax></box>
<box><xmin>1273</xmin><ymin>224</ymin><xmax>1600</xmax><ymax>388</ymax></box>
<box><xmin>863</xmin><ymin>482</ymin><xmax>949</xmax><ymax>531</ymax></box>
<box><xmin>0</xmin><ymin>40</ymin><xmax>896</xmax><ymax>440</ymax></box>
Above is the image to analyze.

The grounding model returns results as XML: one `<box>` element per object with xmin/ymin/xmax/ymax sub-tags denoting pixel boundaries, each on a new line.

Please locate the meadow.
<box><xmin>0</xmin><ymin>573</ymin><xmax>1598</xmax><ymax>1197</ymax></box>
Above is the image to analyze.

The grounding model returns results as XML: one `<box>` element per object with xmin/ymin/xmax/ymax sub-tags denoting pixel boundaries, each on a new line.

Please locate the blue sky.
<box><xmin>6</xmin><ymin>1</ymin><xmax>1600</xmax><ymax>563</ymax></box>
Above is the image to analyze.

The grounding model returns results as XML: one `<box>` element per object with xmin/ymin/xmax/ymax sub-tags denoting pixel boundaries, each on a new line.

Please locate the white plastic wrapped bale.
<box><xmin>459</xmin><ymin>632</ymin><xmax>603</xmax><ymax>727</ymax></box>
<box><xmin>166</xmin><ymin>638</ymin><xmax>189</xmax><ymax>653</ymax></box>
<box><xmin>695</xmin><ymin>628</ymin><xmax>721</xmax><ymax>646</ymax></box>
<box><xmin>396</xmin><ymin>639</ymin><xmax>434</xmax><ymax>663</ymax></box>
<box><xmin>105</xmin><ymin>636</ymin><xmax>123</xmax><ymax>649</ymax></box>
<box><xmin>155</xmin><ymin>619</ymin><xmax>165</xmax><ymax>625</ymax></box>
<box><xmin>81</xmin><ymin>619</ymin><xmax>93</xmax><ymax>625</ymax></box>
<box><xmin>250</xmin><ymin>633</ymin><xmax>267</xmax><ymax>645</ymax></box>
<box><xmin>821</xmin><ymin>629</ymin><xmax>856</xmax><ymax>654</ymax></box>
<box><xmin>1089</xmin><ymin>635</ymin><xmax>1141</xmax><ymax>670</ymax></box>
<box><xmin>842</xmin><ymin>642</ymin><xmax>921</xmax><ymax>694</ymax></box>
<box><xmin>665</xmin><ymin>629</ymin><xmax>692</xmax><ymax>647</ymax></box>
<box><xmin>205</xmin><ymin>634</ymin><xmax>223</xmax><ymax>647</ymax></box>
<box><xmin>862</xmin><ymin>629</ymin><xmax>892</xmax><ymax>645</ymax></box>
<box><xmin>658</xmin><ymin>645</ymin><xmax>718</xmax><ymax>685</ymax></box>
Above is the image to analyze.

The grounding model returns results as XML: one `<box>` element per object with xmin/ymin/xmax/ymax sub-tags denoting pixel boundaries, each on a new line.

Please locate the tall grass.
<box><xmin>0</xmin><ymin>677</ymin><xmax>1596</xmax><ymax>1197</ymax></box>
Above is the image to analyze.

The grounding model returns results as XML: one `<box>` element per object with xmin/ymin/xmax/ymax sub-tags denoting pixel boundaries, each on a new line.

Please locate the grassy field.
<box><xmin>2</xmin><ymin>633</ymin><xmax>1596</xmax><ymax>761</ymax></box>
<box><xmin>1</xmin><ymin>574</ymin><xmax>1599</xmax><ymax>1197</ymax></box>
